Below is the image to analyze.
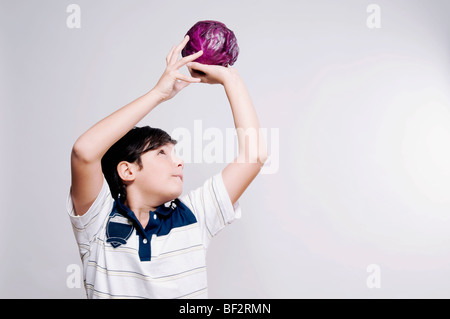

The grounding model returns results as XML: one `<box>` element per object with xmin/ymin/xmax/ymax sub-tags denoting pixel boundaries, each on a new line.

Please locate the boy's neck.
<box><xmin>126</xmin><ymin>203</ymin><xmax>153</xmax><ymax>229</ymax></box>
<box><xmin>124</xmin><ymin>194</ymin><xmax>158</xmax><ymax>229</ymax></box>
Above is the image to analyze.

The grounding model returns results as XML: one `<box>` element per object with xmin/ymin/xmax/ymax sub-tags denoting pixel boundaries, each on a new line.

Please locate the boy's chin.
<box><xmin>165</xmin><ymin>187</ymin><xmax>183</xmax><ymax>201</ymax></box>
<box><xmin>173</xmin><ymin>188</ymin><xmax>183</xmax><ymax>199</ymax></box>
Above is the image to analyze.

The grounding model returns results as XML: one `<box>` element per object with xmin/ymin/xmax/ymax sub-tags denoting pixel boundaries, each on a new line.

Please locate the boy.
<box><xmin>67</xmin><ymin>36</ymin><xmax>267</xmax><ymax>298</ymax></box>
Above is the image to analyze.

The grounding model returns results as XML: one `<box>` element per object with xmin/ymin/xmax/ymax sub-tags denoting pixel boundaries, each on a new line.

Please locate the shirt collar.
<box><xmin>116</xmin><ymin>196</ymin><xmax>178</xmax><ymax>218</ymax></box>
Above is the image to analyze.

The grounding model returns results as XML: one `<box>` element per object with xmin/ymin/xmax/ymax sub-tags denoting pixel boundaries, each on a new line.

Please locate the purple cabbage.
<box><xmin>181</xmin><ymin>20</ymin><xmax>239</xmax><ymax>67</ymax></box>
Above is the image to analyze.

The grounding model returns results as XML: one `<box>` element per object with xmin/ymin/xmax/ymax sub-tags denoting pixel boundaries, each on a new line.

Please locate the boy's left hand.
<box><xmin>186</xmin><ymin>62</ymin><xmax>237</xmax><ymax>85</ymax></box>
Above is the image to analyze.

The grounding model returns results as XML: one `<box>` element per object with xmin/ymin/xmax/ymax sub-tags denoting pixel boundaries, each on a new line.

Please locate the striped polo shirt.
<box><xmin>67</xmin><ymin>172</ymin><xmax>241</xmax><ymax>299</ymax></box>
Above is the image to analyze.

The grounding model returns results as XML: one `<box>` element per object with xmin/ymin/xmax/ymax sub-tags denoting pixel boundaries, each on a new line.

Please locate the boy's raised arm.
<box><xmin>187</xmin><ymin>63</ymin><xmax>268</xmax><ymax>205</ymax></box>
<box><xmin>70</xmin><ymin>37</ymin><xmax>202</xmax><ymax>216</ymax></box>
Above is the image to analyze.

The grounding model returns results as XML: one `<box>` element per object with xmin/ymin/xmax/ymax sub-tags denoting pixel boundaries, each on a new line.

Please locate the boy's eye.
<box><xmin>158</xmin><ymin>149</ymin><xmax>166</xmax><ymax>155</ymax></box>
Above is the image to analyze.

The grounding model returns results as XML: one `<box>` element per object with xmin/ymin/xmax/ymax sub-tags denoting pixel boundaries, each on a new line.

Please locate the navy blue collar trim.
<box><xmin>115</xmin><ymin>197</ymin><xmax>177</xmax><ymax>218</ymax></box>
<box><xmin>107</xmin><ymin>197</ymin><xmax>197</xmax><ymax>261</ymax></box>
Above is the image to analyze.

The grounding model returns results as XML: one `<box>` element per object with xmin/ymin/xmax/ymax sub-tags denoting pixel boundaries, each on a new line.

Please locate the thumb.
<box><xmin>187</xmin><ymin>62</ymin><xmax>210</xmax><ymax>83</ymax></box>
<box><xmin>187</xmin><ymin>62</ymin><xmax>208</xmax><ymax>73</ymax></box>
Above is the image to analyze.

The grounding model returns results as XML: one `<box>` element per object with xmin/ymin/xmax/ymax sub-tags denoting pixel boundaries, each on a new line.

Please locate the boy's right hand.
<box><xmin>152</xmin><ymin>36</ymin><xmax>203</xmax><ymax>102</ymax></box>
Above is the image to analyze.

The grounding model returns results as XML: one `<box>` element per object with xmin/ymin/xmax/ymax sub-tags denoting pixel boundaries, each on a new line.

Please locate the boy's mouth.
<box><xmin>173</xmin><ymin>174</ymin><xmax>183</xmax><ymax>182</ymax></box>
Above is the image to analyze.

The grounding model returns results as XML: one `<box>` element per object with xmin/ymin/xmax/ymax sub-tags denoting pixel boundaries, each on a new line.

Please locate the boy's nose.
<box><xmin>174</xmin><ymin>155</ymin><xmax>184</xmax><ymax>169</ymax></box>
<box><xmin>171</xmin><ymin>147</ymin><xmax>184</xmax><ymax>168</ymax></box>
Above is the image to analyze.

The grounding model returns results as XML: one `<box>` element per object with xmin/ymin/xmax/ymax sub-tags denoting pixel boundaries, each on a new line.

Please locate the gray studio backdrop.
<box><xmin>1</xmin><ymin>0</ymin><xmax>450</xmax><ymax>298</ymax></box>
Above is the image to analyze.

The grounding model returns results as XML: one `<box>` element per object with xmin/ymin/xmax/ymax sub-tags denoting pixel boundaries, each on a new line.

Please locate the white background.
<box><xmin>1</xmin><ymin>0</ymin><xmax>450</xmax><ymax>298</ymax></box>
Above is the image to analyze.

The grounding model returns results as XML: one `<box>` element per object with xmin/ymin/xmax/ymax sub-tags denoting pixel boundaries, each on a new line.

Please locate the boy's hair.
<box><xmin>101</xmin><ymin>126</ymin><xmax>177</xmax><ymax>201</ymax></box>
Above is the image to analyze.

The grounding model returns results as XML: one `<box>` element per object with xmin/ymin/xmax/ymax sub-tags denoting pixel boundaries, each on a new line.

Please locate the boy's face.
<box><xmin>133</xmin><ymin>143</ymin><xmax>184</xmax><ymax>204</ymax></box>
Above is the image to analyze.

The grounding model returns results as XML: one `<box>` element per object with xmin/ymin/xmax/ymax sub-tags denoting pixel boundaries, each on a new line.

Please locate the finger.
<box><xmin>176</xmin><ymin>72</ymin><xmax>201</xmax><ymax>83</ymax></box>
<box><xmin>186</xmin><ymin>61</ymin><xmax>209</xmax><ymax>73</ymax></box>
<box><xmin>188</xmin><ymin>67</ymin><xmax>207</xmax><ymax>80</ymax></box>
<box><xmin>170</xmin><ymin>35</ymin><xmax>190</xmax><ymax>65</ymax></box>
<box><xmin>175</xmin><ymin>50</ymin><xmax>203</xmax><ymax>69</ymax></box>
<box><xmin>166</xmin><ymin>45</ymin><xmax>176</xmax><ymax>65</ymax></box>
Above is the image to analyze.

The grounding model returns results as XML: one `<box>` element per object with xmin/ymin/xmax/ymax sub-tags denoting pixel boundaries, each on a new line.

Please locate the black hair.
<box><xmin>101</xmin><ymin>126</ymin><xmax>177</xmax><ymax>201</ymax></box>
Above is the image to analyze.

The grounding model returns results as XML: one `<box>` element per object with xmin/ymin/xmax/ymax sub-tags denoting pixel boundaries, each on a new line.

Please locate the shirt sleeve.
<box><xmin>66</xmin><ymin>177</ymin><xmax>114</xmax><ymax>257</ymax></box>
<box><xmin>180</xmin><ymin>171</ymin><xmax>241</xmax><ymax>248</ymax></box>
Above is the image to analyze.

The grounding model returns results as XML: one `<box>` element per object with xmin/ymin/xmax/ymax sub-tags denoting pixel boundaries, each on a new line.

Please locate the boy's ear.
<box><xmin>117</xmin><ymin>161</ymin><xmax>137</xmax><ymax>183</ymax></box>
